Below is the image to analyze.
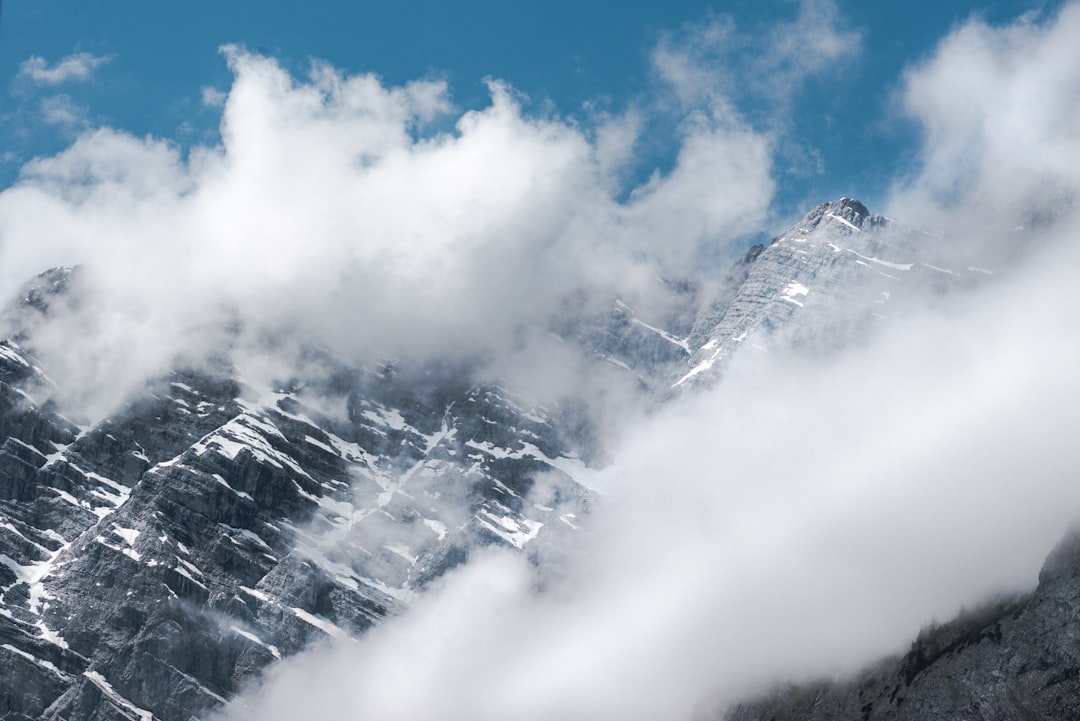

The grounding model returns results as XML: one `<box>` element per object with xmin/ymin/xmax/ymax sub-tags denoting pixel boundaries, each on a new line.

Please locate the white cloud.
<box><xmin>14</xmin><ymin>7</ymin><xmax>1073</xmax><ymax>720</ymax></box>
<box><xmin>762</xmin><ymin>0</ymin><xmax>863</xmax><ymax>90</ymax></box>
<box><xmin>651</xmin><ymin>16</ymin><xmax>737</xmax><ymax>110</ymax></box>
<box><xmin>38</xmin><ymin>95</ymin><xmax>87</xmax><ymax>128</ymax></box>
<box><xmin>887</xmin><ymin>2</ymin><xmax>1080</xmax><ymax>239</ymax></box>
<box><xmin>0</xmin><ymin>46</ymin><xmax>780</xmax><ymax>420</ymax></box>
<box><xmin>17</xmin><ymin>52</ymin><xmax>112</xmax><ymax>85</ymax></box>
<box><xmin>646</xmin><ymin>0</ymin><xmax>859</xmax><ymax>203</ymax></box>
<box><xmin>651</xmin><ymin>0</ymin><xmax>860</xmax><ymax>116</ymax></box>
<box><xmin>201</xmin><ymin>86</ymin><xmax>227</xmax><ymax>108</ymax></box>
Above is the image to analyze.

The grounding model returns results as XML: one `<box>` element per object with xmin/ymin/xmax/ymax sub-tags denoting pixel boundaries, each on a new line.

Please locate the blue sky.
<box><xmin>0</xmin><ymin>0</ymin><xmax>1058</xmax><ymax>229</ymax></box>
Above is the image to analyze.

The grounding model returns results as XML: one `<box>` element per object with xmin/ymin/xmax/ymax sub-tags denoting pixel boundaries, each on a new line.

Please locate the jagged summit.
<box><xmin>780</xmin><ymin>197</ymin><xmax>889</xmax><ymax>240</ymax></box>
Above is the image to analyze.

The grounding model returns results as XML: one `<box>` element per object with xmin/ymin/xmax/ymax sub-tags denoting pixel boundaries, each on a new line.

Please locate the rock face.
<box><xmin>0</xmin><ymin>198</ymin><xmax>1062</xmax><ymax>720</ymax></box>
<box><xmin>725</xmin><ymin>530</ymin><xmax>1080</xmax><ymax>721</ymax></box>
<box><xmin>0</xmin><ymin>345</ymin><xmax>594</xmax><ymax>721</ymax></box>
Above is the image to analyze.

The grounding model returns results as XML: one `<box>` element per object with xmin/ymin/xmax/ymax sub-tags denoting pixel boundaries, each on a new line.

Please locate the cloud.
<box><xmin>201</xmin><ymin>86</ymin><xmax>227</xmax><ymax>108</ymax></box>
<box><xmin>762</xmin><ymin>0</ymin><xmax>863</xmax><ymax>91</ymax></box>
<box><xmin>651</xmin><ymin>0</ymin><xmax>860</xmax><ymax>118</ymax></box>
<box><xmin>0</xmin><ymin>4</ymin><xmax>863</xmax><ymax>423</ymax></box>
<box><xmin>887</xmin><ymin>2</ymin><xmax>1080</xmax><ymax>238</ymax></box>
<box><xmin>651</xmin><ymin>16</ymin><xmax>737</xmax><ymax>111</ymax></box>
<box><xmin>646</xmin><ymin>0</ymin><xmax>859</xmax><ymax>201</ymax></box>
<box><xmin>39</xmin><ymin>94</ymin><xmax>88</xmax><ymax>128</ymax></box>
<box><xmin>12</xmin><ymin>6</ymin><xmax>1077</xmax><ymax>721</ymax></box>
<box><xmin>0</xmin><ymin>43</ymin><xmax>783</xmax><ymax>421</ymax></box>
<box><xmin>17</xmin><ymin>52</ymin><xmax>112</xmax><ymax>85</ymax></box>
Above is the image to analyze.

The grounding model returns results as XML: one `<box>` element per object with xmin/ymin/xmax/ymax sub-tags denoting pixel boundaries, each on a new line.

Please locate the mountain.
<box><xmin>0</xmin><ymin>340</ymin><xmax>596</xmax><ymax>720</ymax></box>
<box><xmin>0</xmin><ymin>198</ymin><xmax>1066</xmax><ymax>720</ymax></box>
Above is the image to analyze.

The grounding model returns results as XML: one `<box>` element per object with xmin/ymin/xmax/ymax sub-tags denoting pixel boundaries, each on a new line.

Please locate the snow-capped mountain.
<box><xmin>0</xmin><ymin>198</ymin><xmax>1070</xmax><ymax>721</ymax></box>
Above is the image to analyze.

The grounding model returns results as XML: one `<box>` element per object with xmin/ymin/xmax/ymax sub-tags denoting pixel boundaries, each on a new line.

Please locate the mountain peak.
<box><xmin>792</xmin><ymin>197</ymin><xmax>888</xmax><ymax>236</ymax></box>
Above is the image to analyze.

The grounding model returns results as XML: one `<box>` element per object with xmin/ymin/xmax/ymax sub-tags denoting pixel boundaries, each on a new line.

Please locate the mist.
<box><xmin>2</xmin><ymin>1</ymin><xmax>1080</xmax><ymax>720</ymax></box>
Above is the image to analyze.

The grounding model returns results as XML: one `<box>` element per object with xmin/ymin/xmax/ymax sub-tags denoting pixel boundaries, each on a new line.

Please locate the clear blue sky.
<box><xmin>0</xmin><ymin>0</ymin><xmax>1058</xmax><ymax>226</ymax></box>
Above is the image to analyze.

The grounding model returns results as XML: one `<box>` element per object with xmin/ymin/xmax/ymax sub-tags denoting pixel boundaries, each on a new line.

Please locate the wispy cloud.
<box><xmin>651</xmin><ymin>0</ymin><xmax>861</xmax><ymax>117</ymax></box>
<box><xmin>647</xmin><ymin>0</ymin><xmax>860</xmax><ymax>199</ymax></box>
<box><xmin>17</xmin><ymin>51</ymin><xmax>112</xmax><ymax>85</ymax></box>
<box><xmin>39</xmin><ymin>94</ymin><xmax>87</xmax><ymax>128</ymax></box>
<box><xmin>201</xmin><ymin>86</ymin><xmax>227</xmax><ymax>108</ymax></box>
<box><xmin>210</xmin><ymin>233</ymin><xmax>1080</xmax><ymax>720</ymax></box>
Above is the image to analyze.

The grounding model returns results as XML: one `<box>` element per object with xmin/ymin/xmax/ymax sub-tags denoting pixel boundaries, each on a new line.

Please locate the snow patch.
<box><xmin>84</xmin><ymin>671</ymin><xmax>155</xmax><ymax>720</ymax></box>
<box><xmin>779</xmin><ymin>282</ymin><xmax>809</xmax><ymax>307</ymax></box>
<box><xmin>423</xmin><ymin>518</ymin><xmax>448</xmax><ymax>541</ymax></box>
<box><xmin>360</xmin><ymin>405</ymin><xmax>407</xmax><ymax>431</ymax></box>
<box><xmin>476</xmin><ymin>508</ymin><xmax>544</xmax><ymax>549</ymax></box>
<box><xmin>617</xmin><ymin>299</ymin><xmax>690</xmax><ymax>352</ymax></box>
<box><xmin>230</xmin><ymin>625</ymin><xmax>282</xmax><ymax>659</ymax></box>
<box><xmin>290</xmin><ymin>607</ymin><xmax>349</xmax><ymax>639</ymax></box>
<box><xmin>826</xmin><ymin>212</ymin><xmax>861</xmax><ymax>232</ymax></box>
<box><xmin>112</xmin><ymin>526</ymin><xmax>140</xmax><ymax>546</ymax></box>
<box><xmin>2</xmin><ymin>644</ymin><xmax>70</xmax><ymax>679</ymax></box>
<box><xmin>845</xmin><ymin>248</ymin><xmax>913</xmax><ymax>271</ymax></box>
<box><xmin>383</xmin><ymin>543</ymin><xmax>418</xmax><ymax>565</ymax></box>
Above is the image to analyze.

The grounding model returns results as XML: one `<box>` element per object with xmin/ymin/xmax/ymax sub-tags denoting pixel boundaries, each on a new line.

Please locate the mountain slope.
<box><xmin>0</xmin><ymin>343</ymin><xmax>593</xmax><ymax>720</ymax></box>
